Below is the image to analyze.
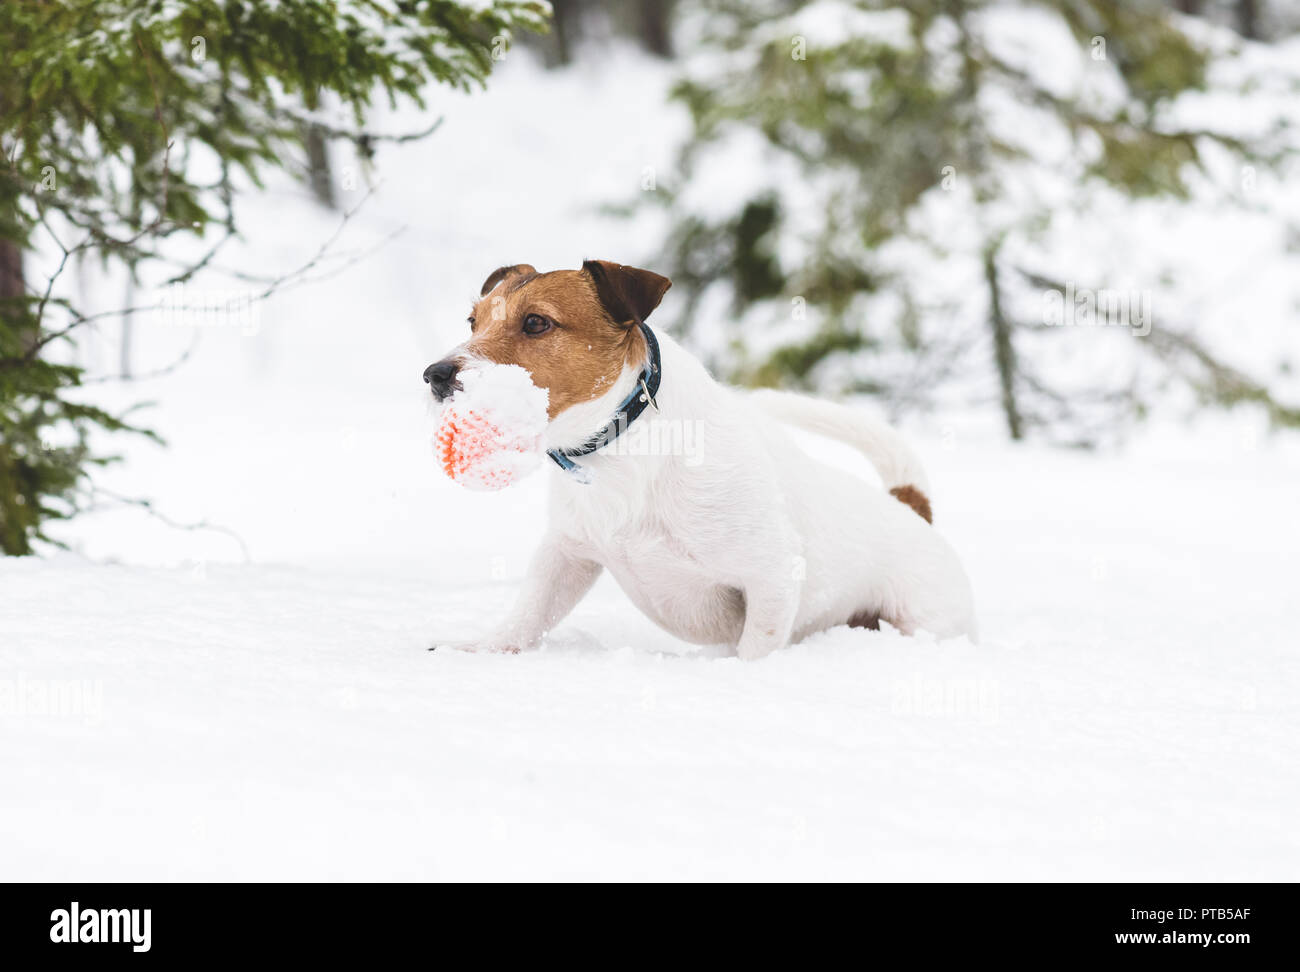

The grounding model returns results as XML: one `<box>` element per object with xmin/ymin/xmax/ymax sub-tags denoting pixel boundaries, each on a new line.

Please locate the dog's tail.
<box><xmin>750</xmin><ymin>389</ymin><xmax>934</xmax><ymax>523</ymax></box>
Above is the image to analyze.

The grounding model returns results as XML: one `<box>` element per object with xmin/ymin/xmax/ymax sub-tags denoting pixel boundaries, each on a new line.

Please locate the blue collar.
<box><xmin>547</xmin><ymin>322</ymin><xmax>661</xmax><ymax>482</ymax></box>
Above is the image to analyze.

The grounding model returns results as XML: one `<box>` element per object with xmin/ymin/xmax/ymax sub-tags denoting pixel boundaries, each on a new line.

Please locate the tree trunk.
<box><xmin>1237</xmin><ymin>0</ymin><xmax>1260</xmax><ymax>39</ymax></box>
<box><xmin>638</xmin><ymin>0</ymin><xmax>674</xmax><ymax>58</ymax></box>
<box><xmin>0</xmin><ymin>239</ymin><xmax>21</xmax><ymax>303</ymax></box>
<box><xmin>0</xmin><ymin>237</ymin><xmax>30</xmax><ymax>353</ymax></box>
<box><xmin>983</xmin><ymin>244</ymin><xmax>1023</xmax><ymax>440</ymax></box>
<box><xmin>546</xmin><ymin>0</ymin><xmax>579</xmax><ymax>67</ymax></box>
<box><xmin>304</xmin><ymin>124</ymin><xmax>337</xmax><ymax>210</ymax></box>
<box><xmin>0</xmin><ymin>238</ymin><xmax>31</xmax><ymax>555</ymax></box>
<box><xmin>121</xmin><ymin>276</ymin><xmax>134</xmax><ymax>379</ymax></box>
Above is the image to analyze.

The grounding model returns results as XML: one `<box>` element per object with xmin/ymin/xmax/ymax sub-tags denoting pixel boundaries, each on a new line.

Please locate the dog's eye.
<box><xmin>467</xmin><ymin>315</ymin><xmax>476</xmax><ymax>331</ymax></box>
<box><xmin>522</xmin><ymin>313</ymin><xmax>552</xmax><ymax>336</ymax></box>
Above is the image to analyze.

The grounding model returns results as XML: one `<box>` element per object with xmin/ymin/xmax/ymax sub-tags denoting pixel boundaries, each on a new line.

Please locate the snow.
<box><xmin>5</xmin><ymin>424</ymin><xmax>1298</xmax><ymax>880</ymax></box>
<box><xmin>4</xmin><ymin>42</ymin><xmax>1298</xmax><ymax>880</ymax></box>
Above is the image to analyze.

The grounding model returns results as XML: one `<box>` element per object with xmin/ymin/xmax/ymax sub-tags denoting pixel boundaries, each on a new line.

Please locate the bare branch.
<box><xmin>88</xmin><ymin>486</ymin><xmax>251</xmax><ymax>563</ymax></box>
<box><xmin>2</xmin><ymin>184</ymin><xmax>396</xmax><ymax>366</ymax></box>
<box><xmin>283</xmin><ymin>111</ymin><xmax>444</xmax><ymax>149</ymax></box>
<box><xmin>80</xmin><ymin>332</ymin><xmax>202</xmax><ymax>384</ymax></box>
<box><xmin>251</xmin><ymin>183</ymin><xmax>382</xmax><ymax>301</ymax></box>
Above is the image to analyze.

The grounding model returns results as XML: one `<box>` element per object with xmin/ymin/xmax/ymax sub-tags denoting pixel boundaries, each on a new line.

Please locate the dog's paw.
<box><xmin>428</xmin><ymin>639</ymin><xmax>521</xmax><ymax>655</ymax></box>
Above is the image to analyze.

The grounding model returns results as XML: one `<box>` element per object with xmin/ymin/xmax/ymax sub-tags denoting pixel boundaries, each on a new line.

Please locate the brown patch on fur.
<box><xmin>848</xmin><ymin>609</ymin><xmax>881</xmax><ymax>630</ymax></box>
<box><xmin>461</xmin><ymin>262</ymin><xmax>670</xmax><ymax>420</ymax></box>
<box><xmin>889</xmin><ymin>484</ymin><xmax>933</xmax><ymax>523</ymax></box>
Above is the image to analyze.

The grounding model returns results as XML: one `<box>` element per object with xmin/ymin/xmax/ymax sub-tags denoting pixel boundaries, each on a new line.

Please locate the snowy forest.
<box><xmin>3</xmin><ymin>0</ymin><xmax>1298</xmax><ymax>554</ymax></box>
<box><xmin>3</xmin><ymin>2</ymin><xmax>1298</xmax><ymax>882</ymax></box>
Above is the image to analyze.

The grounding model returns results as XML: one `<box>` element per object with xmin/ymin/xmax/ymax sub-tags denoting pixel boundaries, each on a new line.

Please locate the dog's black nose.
<box><xmin>424</xmin><ymin>360</ymin><xmax>460</xmax><ymax>400</ymax></box>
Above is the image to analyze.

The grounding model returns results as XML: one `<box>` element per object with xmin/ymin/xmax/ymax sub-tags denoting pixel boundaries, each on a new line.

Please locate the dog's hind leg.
<box><xmin>734</xmin><ymin>569</ymin><xmax>802</xmax><ymax>661</ymax></box>
<box><xmin>883</xmin><ymin>563</ymin><xmax>978</xmax><ymax>642</ymax></box>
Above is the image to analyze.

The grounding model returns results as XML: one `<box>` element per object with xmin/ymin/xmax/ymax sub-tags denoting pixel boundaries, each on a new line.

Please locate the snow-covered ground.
<box><xmin>5</xmin><ymin>424</ymin><xmax>1298</xmax><ymax>880</ymax></box>
<box><xmin>3</xmin><ymin>47</ymin><xmax>1298</xmax><ymax>880</ymax></box>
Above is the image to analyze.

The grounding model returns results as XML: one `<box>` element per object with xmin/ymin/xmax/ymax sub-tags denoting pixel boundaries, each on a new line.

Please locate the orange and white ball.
<box><xmin>434</xmin><ymin>364</ymin><xmax>548</xmax><ymax>492</ymax></box>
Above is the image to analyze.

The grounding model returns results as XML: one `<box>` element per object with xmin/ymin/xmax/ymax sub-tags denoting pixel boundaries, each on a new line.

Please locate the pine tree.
<box><xmin>0</xmin><ymin>0</ymin><xmax>548</xmax><ymax>555</ymax></box>
<box><xmin>653</xmin><ymin>0</ymin><xmax>1300</xmax><ymax>443</ymax></box>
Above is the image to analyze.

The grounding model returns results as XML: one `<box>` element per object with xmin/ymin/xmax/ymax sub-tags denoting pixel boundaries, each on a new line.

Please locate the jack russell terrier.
<box><xmin>425</xmin><ymin>260</ymin><xmax>976</xmax><ymax>659</ymax></box>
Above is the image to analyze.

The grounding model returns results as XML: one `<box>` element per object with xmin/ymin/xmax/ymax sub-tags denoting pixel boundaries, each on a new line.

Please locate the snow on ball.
<box><xmin>435</xmin><ymin>363</ymin><xmax>549</xmax><ymax>491</ymax></box>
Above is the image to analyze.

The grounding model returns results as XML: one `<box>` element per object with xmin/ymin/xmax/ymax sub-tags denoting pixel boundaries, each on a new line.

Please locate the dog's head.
<box><xmin>423</xmin><ymin>260</ymin><xmax>671</xmax><ymax>420</ymax></box>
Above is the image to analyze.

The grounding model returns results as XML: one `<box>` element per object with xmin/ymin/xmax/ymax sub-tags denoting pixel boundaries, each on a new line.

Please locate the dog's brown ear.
<box><xmin>480</xmin><ymin>264</ymin><xmax>537</xmax><ymax>296</ymax></box>
<box><xmin>582</xmin><ymin>260</ymin><xmax>671</xmax><ymax>327</ymax></box>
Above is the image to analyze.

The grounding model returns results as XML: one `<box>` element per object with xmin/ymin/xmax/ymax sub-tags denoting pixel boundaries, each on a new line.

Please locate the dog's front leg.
<box><xmin>463</xmin><ymin>536</ymin><xmax>602</xmax><ymax>653</ymax></box>
<box><xmin>734</xmin><ymin>570</ymin><xmax>802</xmax><ymax>661</ymax></box>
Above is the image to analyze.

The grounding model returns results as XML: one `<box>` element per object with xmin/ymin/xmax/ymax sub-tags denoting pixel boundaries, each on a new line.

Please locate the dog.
<box><xmin>425</xmin><ymin>260</ymin><xmax>976</xmax><ymax>659</ymax></box>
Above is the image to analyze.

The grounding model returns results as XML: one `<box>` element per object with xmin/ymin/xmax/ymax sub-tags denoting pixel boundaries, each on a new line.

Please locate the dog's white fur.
<box><xmin>464</xmin><ymin>330</ymin><xmax>976</xmax><ymax>660</ymax></box>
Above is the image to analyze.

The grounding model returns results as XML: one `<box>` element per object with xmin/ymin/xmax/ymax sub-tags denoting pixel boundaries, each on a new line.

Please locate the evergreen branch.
<box><xmin>1016</xmin><ymin>267</ymin><xmax>1299</xmax><ymax>427</ymax></box>
<box><xmin>1146</xmin><ymin>327</ymin><xmax>1300</xmax><ymax>426</ymax></box>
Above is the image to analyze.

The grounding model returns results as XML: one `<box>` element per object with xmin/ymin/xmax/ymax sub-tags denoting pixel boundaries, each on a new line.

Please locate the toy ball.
<box><xmin>434</xmin><ymin>364</ymin><xmax>548</xmax><ymax>491</ymax></box>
